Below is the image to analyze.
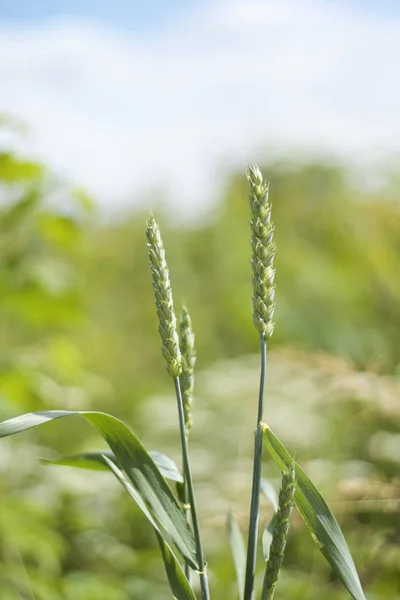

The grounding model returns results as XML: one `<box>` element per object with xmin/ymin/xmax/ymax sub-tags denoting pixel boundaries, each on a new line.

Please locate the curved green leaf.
<box><xmin>227</xmin><ymin>512</ymin><xmax>246</xmax><ymax>600</ymax></box>
<box><xmin>261</xmin><ymin>423</ymin><xmax>366</xmax><ymax>600</ymax></box>
<box><xmin>0</xmin><ymin>410</ymin><xmax>198</xmax><ymax>569</ymax></box>
<box><xmin>101</xmin><ymin>455</ymin><xmax>196</xmax><ymax>600</ymax></box>
<box><xmin>42</xmin><ymin>450</ymin><xmax>183</xmax><ymax>483</ymax></box>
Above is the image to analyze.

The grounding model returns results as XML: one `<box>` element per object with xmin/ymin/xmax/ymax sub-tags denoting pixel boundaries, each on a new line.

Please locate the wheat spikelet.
<box><xmin>248</xmin><ymin>165</ymin><xmax>276</xmax><ymax>338</ymax></box>
<box><xmin>179</xmin><ymin>305</ymin><xmax>196</xmax><ymax>435</ymax></box>
<box><xmin>146</xmin><ymin>214</ymin><xmax>182</xmax><ymax>378</ymax></box>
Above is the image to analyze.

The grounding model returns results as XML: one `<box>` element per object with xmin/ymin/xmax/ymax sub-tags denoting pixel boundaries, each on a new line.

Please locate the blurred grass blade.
<box><xmin>42</xmin><ymin>450</ymin><xmax>183</xmax><ymax>483</ymax></box>
<box><xmin>150</xmin><ymin>451</ymin><xmax>184</xmax><ymax>483</ymax></box>
<box><xmin>262</xmin><ymin>424</ymin><xmax>366</xmax><ymax>600</ymax></box>
<box><xmin>102</xmin><ymin>455</ymin><xmax>196</xmax><ymax>600</ymax></box>
<box><xmin>227</xmin><ymin>512</ymin><xmax>246</xmax><ymax>600</ymax></box>
<box><xmin>260</xmin><ymin>479</ymin><xmax>278</xmax><ymax>512</ymax></box>
<box><xmin>46</xmin><ymin>450</ymin><xmax>193</xmax><ymax>598</ymax></box>
<box><xmin>0</xmin><ymin>410</ymin><xmax>198</xmax><ymax>569</ymax></box>
<box><xmin>41</xmin><ymin>451</ymin><xmax>117</xmax><ymax>471</ymax></box>
<box><xmin>260</xmin><ymin>479</ymin><xmax>278</xmax><ymax>560</ymax></box>
<box><xmin>262</xmin><ymin>513</ymin><xmax>277</xmax><ymax>562</ymax></box>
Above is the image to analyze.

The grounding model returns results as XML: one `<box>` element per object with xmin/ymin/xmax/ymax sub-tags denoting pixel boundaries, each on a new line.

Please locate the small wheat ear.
<box><xmin>179</xmin><ymin>305</ymin><xmax>196</xmax><ymax>436</ymax></box>
<box><xmin>146</xmin><ymin>214</ymin><xmax>182</xmax><ymax>378</ymax></box>
<box><xmin>262</xmin><ymin>463</ymin><xmax>296</xmax><ymax>600</ymax></box>
<box><xmin>248</xmin><ymin>165</ymin><xmax>276</xmax><ymax>339</ymax></box>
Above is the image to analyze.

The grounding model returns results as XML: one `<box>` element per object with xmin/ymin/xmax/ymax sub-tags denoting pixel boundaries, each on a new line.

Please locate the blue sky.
<box><xmin>0</xmin><ymin>0</ymin><xmax>195</xmax><ymax>32</ymax></box>
<box><xmin>1</xmin><ymin>0</ymin><xmax>399</xmax><ymax>25</ymax></box>
<box><xmin>0</xmin><ymin>0</ymin><xmax>400</xmax><ymax>214</ymax></box>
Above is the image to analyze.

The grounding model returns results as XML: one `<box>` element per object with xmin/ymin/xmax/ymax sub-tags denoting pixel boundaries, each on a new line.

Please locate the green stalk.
<box><xmin>244</xmin><ymin>333</ymin><xmax>267</xmax><ymax>600</ymax></box>
<box><xmin>174</xmin><ymin>376</ymin><xmax>210</xmax><ymax>600</ymax></box>
<box><xmin>179</xmin><ymin>305</ymin><xmax>196</xmax><ymax>584</ymax></box>
<box><xmin>183</xmin><ymin>480</ymin><xmax>192</xmax><ymax>584</ymax></box>
<box><xmin>182</xmin><ymin>466</ymin><xmax>192</xmax><ymax>584</ymax></box>
<box><xmin>146</xmin><ymin>217</ymin><xmax>205</xmax><ymax>593</ymax></box>
<box><xmin>244</xmin><ymin>165</ymin><xmax>275</xmax><ymax>599</ymax></box>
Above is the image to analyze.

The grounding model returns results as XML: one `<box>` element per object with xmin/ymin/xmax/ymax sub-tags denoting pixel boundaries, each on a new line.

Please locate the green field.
<box><xmin>0</xmin><ymin>126</ymin><xmax>399</xmax><ymax>598</ymax></box>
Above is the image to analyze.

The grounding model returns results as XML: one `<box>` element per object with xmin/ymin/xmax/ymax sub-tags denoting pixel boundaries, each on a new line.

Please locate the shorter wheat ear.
<box><xmin>262</xmin><ymin>463</ymin><xmax>296</xmax><ymax>600</ymax></box>
<box><xmin>179</xmin><ymin>305</ymin><xmax>196</xmax><ymax>437</ymax></box>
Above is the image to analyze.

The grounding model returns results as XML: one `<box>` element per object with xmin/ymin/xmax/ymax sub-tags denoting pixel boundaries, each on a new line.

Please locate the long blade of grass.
<box><xmin>101</xmin><ymin>455</ymin><xmax>196</xmax><ymax>600</ymax></box>
<box><xmin>42</xmin><ymin>450</ymin><xmax>183</xmax><ymax>483</ymax></box>
<box><xmin>261</xmin><ymin>424</ymin><xmax>366</xmax><ymax>600</ymax></box>
<box><xmin>227</xmin><ymin>512</ymin><xmax>246</xmax><ymax>600</ymax></box>
<box><xmin>0</xmin><ymin>410</ymin><xmax>198</xmax><ymax>569</ymax></box>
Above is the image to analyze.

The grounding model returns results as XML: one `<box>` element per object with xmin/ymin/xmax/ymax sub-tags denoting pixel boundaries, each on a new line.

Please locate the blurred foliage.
<box><xmin>0</xmin><ymin>122</ymin><xmax>399</xmax><ymax>598</ymax></box>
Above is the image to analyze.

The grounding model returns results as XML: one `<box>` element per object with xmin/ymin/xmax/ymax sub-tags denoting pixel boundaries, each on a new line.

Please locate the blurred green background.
<box><xmin>0</xmin><ymin>122</ymin><xmax>399</xmax><ymax>599</ymax></box>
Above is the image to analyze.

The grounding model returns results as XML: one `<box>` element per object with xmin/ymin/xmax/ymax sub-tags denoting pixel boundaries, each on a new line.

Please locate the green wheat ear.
<box><xmin>146</xmin><ymin>214</ymin><xmax>182</xmax><ymax>378</ymax></box>
<box><xmin>179</xmin><ymin>306</ymin><xmax>196</xmax><ymax>436</ymax></box>
<box><xmin>248</xmin><ymin>165</ymin><xmax>276</xmax><ymax>339</ymax></box>
<box><xmin>262</xmin><ymin>463</ymin><xmax>296</xmax><ymax>600</ymax></box>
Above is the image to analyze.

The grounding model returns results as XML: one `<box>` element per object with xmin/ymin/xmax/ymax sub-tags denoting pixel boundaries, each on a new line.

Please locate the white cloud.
<box><xmin>0</xmin><ymin>0</ymin><xmax>400</xmax><ymax>215</ymax></box>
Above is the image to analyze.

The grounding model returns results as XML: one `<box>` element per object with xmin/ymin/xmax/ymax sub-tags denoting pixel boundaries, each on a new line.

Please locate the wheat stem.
<box><xmin>146</xmin><ymin>217</ymin><xmax>204</xmax><ymax>593</ymax></box>
<box><xmin>244</xmin><ymin>166</ymin><xmax>275</xmax><ymax>600</ymax></box>
<box><xmin>244</xmin><ymin>333</ymin><xmax>267</xmax><ymax>600</ymax></box>
<box><xmin>174</xmin><ymin>377</ymin><xmax>210</xmax><ymax>600</ymax></box>
<box><xmin>179</xmin><ymin>306</ymin><xmax>196</xmax><ymax>584</ymax></box>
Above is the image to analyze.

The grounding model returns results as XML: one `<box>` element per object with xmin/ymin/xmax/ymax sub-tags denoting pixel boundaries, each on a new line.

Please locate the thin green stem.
<box><xmin>257</xmin><ymin>334</ymin><xmax>267</xmax><ymax>424</ymax></box>
<box><xmin>244</xmin><ymin>333</ymin><xmax>267</xmax><ymax>600</ymax></box>
<box><xmin>174</xmin><ymin>377</ymin><xmax>210</xmax><ymax>600</ymax></box>
<box><xmin>183</xmin><ymin>477</ymin><xmax>192</xmax><ymax>584</ymax></box>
